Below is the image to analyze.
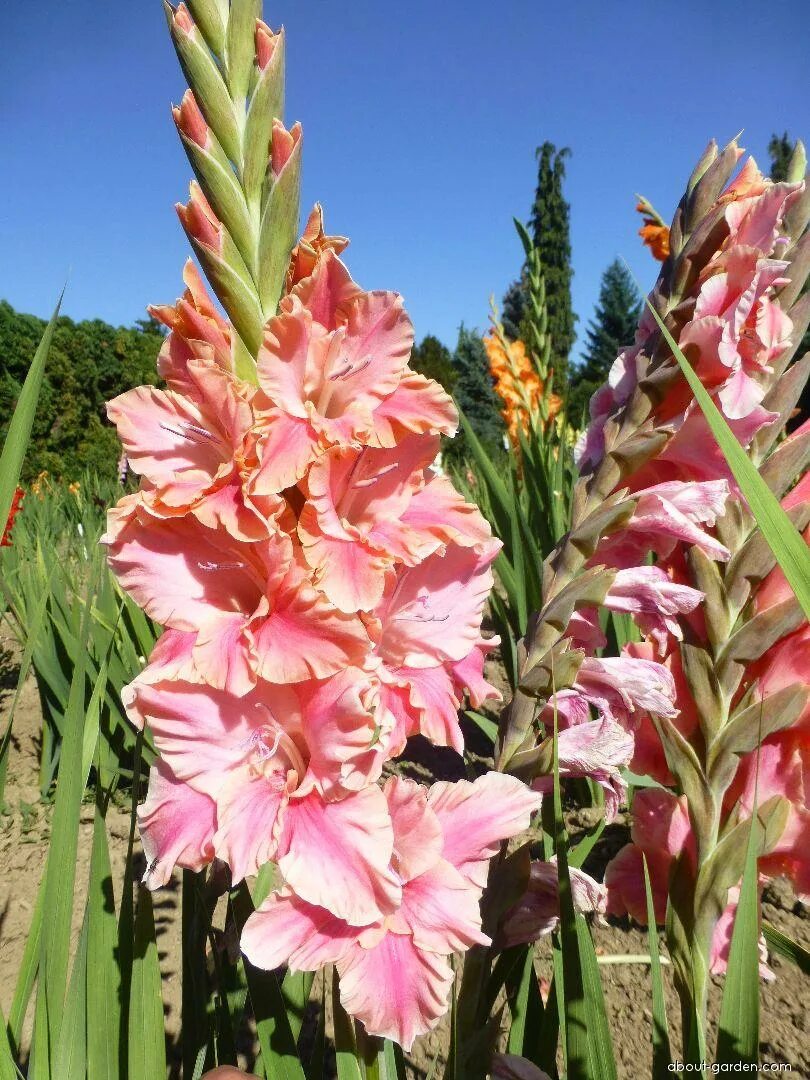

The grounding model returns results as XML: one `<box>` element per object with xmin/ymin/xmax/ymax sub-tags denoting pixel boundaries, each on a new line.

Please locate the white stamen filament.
<box><xmin>160</xmin><ymin>421</ymin><xmax>215</xmax><ymax>441</ymax></box>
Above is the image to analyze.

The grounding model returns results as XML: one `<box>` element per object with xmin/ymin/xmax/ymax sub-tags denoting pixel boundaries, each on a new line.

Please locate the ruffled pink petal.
<box><xmin>337</xmin><ymin>932</ymin><xmax>454</xmax><ymax>1051</ymax></box>
<box><xmin>395</xmin><ymin>859</ymin><xmax>490</xmax><ymax>954</ymax></box>
<box><xmin>400</xmin><ymin>473</ymin><xmax>493</xmax><ymax>551</ymax></box>
<box><xmin>192</xmin><ymin>612</ymin><xmax>256</xmax><ymax>696</ymax></box>
<box><xmin>104</xmin><ymin>502</ymin><xmax>263</xmax><ymax>631</ymax></box>
<box><xmin>371</xmin><ymin>370</ymin><xmax>458</xmax><ymax>447</ymax></box>
<box><xmin>384</xmin><ymin>776</ymin><xmax>443</xmax><ymax>883</ymax></box>
<box><xmin>250</xmin><ymin>408</ymin><xmax>321</xmax><ymax>495</ymax></box>
<box><xmin>382</xmin><ymin>664</ymin><xmax>464</xmax><ymax>752</ymax></box>
<box><xmin>241</xmin><ymin>888</ymin><xmax>357</xmax><ymax>972</ymax></box>
<box><xmin>501</xmin><ymin>858</ymin><xmax>606</xmax><ymax>946</ymax></box>
<box><xmin>451</xmin><ymin>639</ymin><xmax>502</xmax><ymax>710</ymax></box>
<box><xmin>213</xmin><ymin>766</ymin><xmax>288</xmax><ymax>883</ymax></box>
<box><xmin>427</xmin><ymin>773</ymin><xmax>542</xmax><ymax>890</ymax></box>
<box><xmin>250</xmin><ymin>567</ymin><xmax>370</xmax><ymax>683</ymax></box>
<box><xmin>277</xmin><ymin>786</ymin><xmax>401</xmax><ymax>925</ymax></box>
<box><xmin>375</xmin><ymin>541</ymin><xmax>500</xmax><ymax>669</ymax></box>
<box><xmin>296</xmin><ymin>669</ymin><xmax>385</xmax><ymax>798</ymax></box>
<box><xmin>137</xmin><ymin>760</ymin><xmax>216</xmax><ymax>888</ymax></box>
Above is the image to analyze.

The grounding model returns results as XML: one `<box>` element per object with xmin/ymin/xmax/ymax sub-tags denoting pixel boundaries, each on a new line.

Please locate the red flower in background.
<box><xmin>1</xmin><ymin>487</ymin><xmax>24</xmax><ymax>547</ymax></box>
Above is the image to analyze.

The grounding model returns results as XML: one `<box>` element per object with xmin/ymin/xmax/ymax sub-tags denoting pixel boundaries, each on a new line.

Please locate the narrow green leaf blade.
<box><xmin>716</xmin><ymin>814</ymin><xmax>761</xmax><ymax>1065</ymax></box>
<box><xmin>0</xmin><ymin>293</ymin><xmax>62</xmax><ymax>530</ymax></box>
<box><xmin>331</xmin><ymin>969</ymin><xmax>362</xmax><ymax>1080</ymax></box>
<box><xmin>51</xmin><ymin>915</ymin><xmax>89</xmax><ymax>1080</ymax></box>
<box><xmin>128</xmin><ymin>887</ymin><xmax>167</xmax><ymax>1080</ymax></box>
<box><xmin>762</xmin><ymin>921</ymin><xmax>810</xmax><ymax>975</ymax></box>
<box><xmin>86</xmin><ymin>798</ymin><xmax>121</xmax><ymax>1080</ymax></box>
<box><xmin>642</xmin><ymin>855</ymin><xmax>671</xmax><ymax>1076</ymax></box>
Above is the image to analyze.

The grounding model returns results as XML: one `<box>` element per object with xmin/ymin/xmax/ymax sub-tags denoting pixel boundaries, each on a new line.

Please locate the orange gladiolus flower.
<box><xmin>635</xmin><ymin>200</ymin><xmax>670</xmax><ymax>261</ymax></box>
<box><xmin>483</xmin><ymin>333</ymin><xmax>561</xmax><ymax>445</ymax></box>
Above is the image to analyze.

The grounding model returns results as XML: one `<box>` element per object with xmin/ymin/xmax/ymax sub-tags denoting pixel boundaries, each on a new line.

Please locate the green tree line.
<box><xmin>0</xmin><ymin>301</ymin><xmax>163</xmax><ymax>482</ymax></box>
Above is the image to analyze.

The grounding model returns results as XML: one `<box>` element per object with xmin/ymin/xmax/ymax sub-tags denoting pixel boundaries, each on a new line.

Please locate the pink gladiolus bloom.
<box><xmin>250</xmin><ymin>253</ymin><xmax>456</xmax><ymax>494</ymax></box>
<box><xmin>602</xmin><ymin>565</ymin><xmax>704</xmax><ymax>654</ymax></box>
<box><xmin>125</xmin><ymin>668</ymin><xmax>401</xmax><ymax>922</ymax></box>
<box><xmin>532</xmin><ymin>717</ymin><xmax>634</xmax><ymax>821</ymax></box>
<box><xmin>137</xmin><ymin>759</ymin><xmax>217</xmax><ymax>887</ymax></box>
<box><xmin>723</xmin><ymin>732</ymin><xmax>810</xmax><ymax>902</ymax></box>
<box><xmin>500</xmin><ymin>857</ymin><xmax>606</xmax><ymax>946</ymax></box>
<box><xmin>241</xmin><ymin>773</ymin><xmax>541</xmax><ymax>1049</ymax></box>
<box><xmin>107</xmin><ymin>356</ymin><xmax>275</xmax><ymax>541</ymax></box>
<box><xmin>297</xmin><ymin>435</ymin><xmax>491</xmax><ymax>613</ymax></box>
<box><xmin>598</xmin><ymin>479</ymin><xmax>731</xmax><ymax>565</ymax></box>
<box><xmin>105</xmin><ymin>502</ymin><xmax>368</xmax><ymax>693</ymax></box>
<box><xmin>679</xmin><ymin>252</ymin><xmax>792</xmax><ymax>419</ymax></box>
<box><xmin>573</xmin><ymin>654</ymin><xmax>678</xmax><ymax>725</ymax></box>
<box><xmin>149</xmin><ymin>260</ymin><xmax>233</xmax><ymax>376</ymax></box>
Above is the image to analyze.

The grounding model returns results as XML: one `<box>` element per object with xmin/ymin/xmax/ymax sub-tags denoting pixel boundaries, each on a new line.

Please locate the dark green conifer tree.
<box><xmin>409</xmin><ymin>334</ymin><xmax>457</xmax><ymax>394</ymax></box>
<box><xmin>768</xmin><ymin>132</ymin><xmax>794</xmax><ymax>183</ymax></box>
<box><xmin>502</xmin><ymin>143</ymin><xmax>576</xmax><ymax>381</ymax></box>
<box><xmin>569</xmin><ymin>259</ymin><xmax>641</xmax><ymax>421</ymax></box>
<box><xmin>446</xmin><ymin>325</ymin><xmax>504</xmax><ymax>461</ymax></box>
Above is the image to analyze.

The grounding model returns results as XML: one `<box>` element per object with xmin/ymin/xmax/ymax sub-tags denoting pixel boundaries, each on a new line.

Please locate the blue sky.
<box><xmin>2</xmin><ymin>1</ymin><xmax>808</xmax><ymax>364</ymax></box>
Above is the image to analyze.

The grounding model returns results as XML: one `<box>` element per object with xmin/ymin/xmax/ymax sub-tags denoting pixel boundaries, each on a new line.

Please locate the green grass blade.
<box><xmin>0</xmin><ymin>1000</ymin><xmax>19</xmax><ymax>1080</ymax></box>
<box><xmin>182</xmin><ymin>871</ymin><xmax>213</xmax><ymax>1078</ymax></box>
<box><xmin>282</xmin><ymin>970</ymin><xmax>314</xmax><ymax>1045</ymax></box>
<box><xmin>715</xmin><ymin>815</ymin><xmax>761</xmax><ymax>1065</ymax></box>
<box><xmin>506</xmin><ymin>947</ymin><xmax>544</xmax><ymax>1059</ymax></box>
<box><xmin>463</xmin><ymin>710</ymin><xmax>498</xmax><ymax>743</ymax></box>
<box><xmin>642</xmin><ymin>855</ymin><xmax>671</xmax><ymax>1076</ymax></box>
<box><xmin>86</xmin><ymin>796</ymin><xmax>121</xmax><ymax>1080</ymax></box>
<box><xmin>33</xmin><ymin>564</ymin><xmax>99</xmax><ymax>1060</ymax></box>
<box><xmin>0</xmin><ymin>560</ymin><xmax>58</xmax><ymax>806</ymax></box>
<box><xmin>762</xmin><ymin>921</ymin><xmax>810</xmax><ymax>975</ymax></box>
<box><xmin>8</xmin><ymin>879</ymin><xmax>45</xmax><ymax>1050</ymax></box>
<box><xmin>331</xmin><ymin>969</ymin><xmax>362</xmax><ymax>1080</ymax></box>
<box><xmin>51</xmin><ymin>915</ymin><xmax>89</xmax><ymax>1080</ymax></box>
<box><xmin>456</xmin><ymin>410</ymin><xmax>513</xmax><ymax>540</ymax></box>
<box><xmin>128</xmin><ymin>887</ymin><xmax>168</xmax><ymax>1080</ymax></box>
<box><xmin>575</xmin><ymin>916</ymin><xmax>617</xmax><ymax>1080</ymax></box>
<box><xmin>0</xmin><ymin>293</ymin><xmax>62</xmax><ymax>530</ymax></box>
<box><xmin>646</xmin><ymin>299</ymin><xmax>810</xmax><ymax>620</ymax></box>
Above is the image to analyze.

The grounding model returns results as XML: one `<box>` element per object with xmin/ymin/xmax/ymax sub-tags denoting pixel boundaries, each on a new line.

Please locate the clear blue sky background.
<box><xmin>2</xmin><ymin>1</ymin><xmax>808</xmax><ymax>364</ymax></box>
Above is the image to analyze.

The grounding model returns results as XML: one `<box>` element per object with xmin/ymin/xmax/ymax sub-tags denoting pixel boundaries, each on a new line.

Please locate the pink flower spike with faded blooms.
<box><xmin>500</xmin><ymin>857</ymin><xmax>607</xmax><ymax>947</ymax></box>
<box><xmin>241</xmin><ymin>774</ymin><xmax>542</xmax><ymax>1049</ymax></box>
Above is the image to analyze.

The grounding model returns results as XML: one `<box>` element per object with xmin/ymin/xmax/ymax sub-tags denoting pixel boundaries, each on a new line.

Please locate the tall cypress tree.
<box><xmin>768</xmin><ymin>132</ymin><xmax>794</xmax><ymax>183</ymax></box>
<box><xmin>569</xmin><ymin>259</ymin><xmax>641</xmax><ymax>420</ymax></box>
<box><xmin>502</xmin><ymin>143</ymin><xmax>576</xmax><ymax>380</ymax></box>
<box><xmin>447</xmin><ymin>325</ymin><xmax>504</xmax><ymax>459</ymax></box>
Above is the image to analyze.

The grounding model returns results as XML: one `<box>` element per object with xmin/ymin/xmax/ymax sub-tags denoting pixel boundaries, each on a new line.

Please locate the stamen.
<box><xmin>197</xmin><ymin>560</ymin><xmax>245</xmax><ymax>571</ymax></box>
<box><xmin>159</xmin><ymin>421</ymin><xmax>215</xmax><ymax>441</ymax></box>
<box><xmin>328</xmin><ymin>357</ymin><xmax>372</xmax><ymax>381</ymax></box>
<box><xmin>353</xmin><ymin>462</ymin><xmax>399</xmax><ymax>489</ymax></box>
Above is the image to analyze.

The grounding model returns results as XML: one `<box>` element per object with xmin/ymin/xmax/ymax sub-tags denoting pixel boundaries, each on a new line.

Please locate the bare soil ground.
<box><xmin>1</xmin><ymin>636</ymin><xmax>807</xmax><ymax>1078</ymax></box>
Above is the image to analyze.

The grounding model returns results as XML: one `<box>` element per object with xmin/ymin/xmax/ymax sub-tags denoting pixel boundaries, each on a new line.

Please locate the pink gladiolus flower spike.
<box><xmin>241</xmin><ymin>773</ymin><xmax>542</xmax><ymax>1049</ymax></box>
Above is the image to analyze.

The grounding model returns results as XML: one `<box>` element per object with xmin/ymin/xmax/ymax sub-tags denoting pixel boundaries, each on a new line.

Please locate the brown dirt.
<box><xmin>1</xmin><ymin>636</ymin><xmax>808</xmax><ymax>1078</ymax></box>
